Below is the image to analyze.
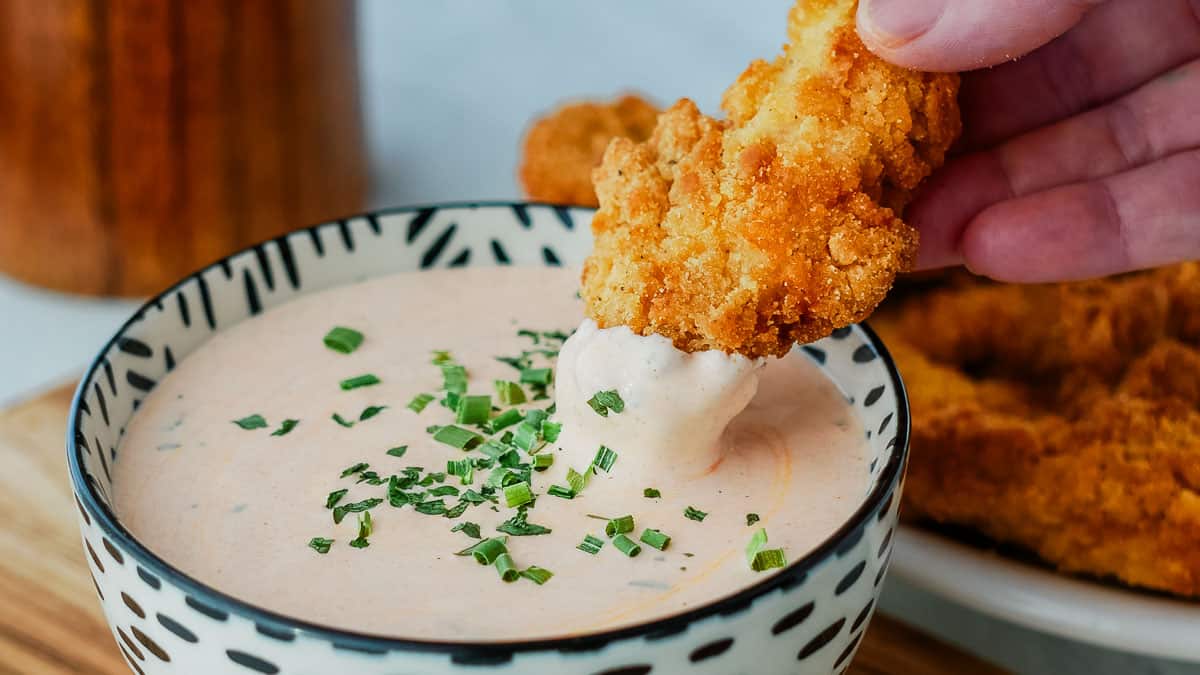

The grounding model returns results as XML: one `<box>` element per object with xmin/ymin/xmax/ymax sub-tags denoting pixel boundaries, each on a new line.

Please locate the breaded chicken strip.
<box><xmin>582</xmin><ymin>0</ymin><xmax>959</xmax><ymax>357</ymax></box>
<box><xmin>879</xmin><ymin>262</ymin><xmax>1200</xmax><ymax>597</ymax></box>
<box><xmin>519</xmin><ymin>94</ymin><xmax>660</xmax><ymax>208</ymax></box>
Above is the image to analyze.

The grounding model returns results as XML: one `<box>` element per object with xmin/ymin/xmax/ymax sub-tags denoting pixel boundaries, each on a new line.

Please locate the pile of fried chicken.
<box><xmin>517</xmin><ymin>0</ymin><xmax>1199</xmax><ymax>598</ymax></box>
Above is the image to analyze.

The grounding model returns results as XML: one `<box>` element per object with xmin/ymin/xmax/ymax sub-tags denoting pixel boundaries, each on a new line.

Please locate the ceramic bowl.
<box><xmin>67</xmin><ymin>203</ymin><xmax>909</xmax><ymax>675</ymax></box>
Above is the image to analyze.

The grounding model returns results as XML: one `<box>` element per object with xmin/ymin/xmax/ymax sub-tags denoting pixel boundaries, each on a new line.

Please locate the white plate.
<box><xmin>890</xmin><ymin>525</ymin><xmax>1200</xmax><ymax>663</ymax></box>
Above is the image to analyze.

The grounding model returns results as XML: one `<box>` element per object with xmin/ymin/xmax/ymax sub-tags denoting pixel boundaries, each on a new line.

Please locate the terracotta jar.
<box><xmin>0</xmin><ymin>0</ymin><xmax>367</xmax><ymax>296</ymax></box>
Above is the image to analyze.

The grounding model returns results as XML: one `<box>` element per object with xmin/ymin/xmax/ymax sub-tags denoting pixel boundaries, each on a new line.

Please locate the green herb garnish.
<box><xmin>485</xmin><ymin>408</ymin><xmax>524</xmax><ymax>434</ymax></box>
<box><xmin>308</xmin><ymin>537</ymin><xmax>333</xmax><ymax>554</ymax></box>
<box><xmin>458</xmin><ymin>537</ymin><xmax>507</xmax><ymax>564</ymax></box>
<box><xmin>340</xmin><ymin>374</ymin><xmax>381</xmax><ymax>390</ymax></box>
<box><xmin>547</xmin><ymin>484</ymin><xmax>574</xmax><ymax>499</ymax></box>
<box><xmin>644</xmin><ymin>488</ymin><xmax>661</xmax><ymax>499</ymax></box>
<box><xmin>752</xmin><ymin>549</ymin><xmax>787</xmax><ymax>571</ymax></box>
<box><xmin>533</xmin><ymin>454</ymin><xmax>554</xmax><ymax>471</ymax></box>
<box><xmin>444</xmin><ymin>501</ymin><xmax>469</xmax><ymax>519</ymax></box>
<box><xmin>605</xmin><ymin>515</ymin><xmax>635</xmax><ymax>537</ymax></box>
<box><xmin>746</xmin><ymin>513</ymin><xmax>761</xmax><ymax>526</ymax></box>
<box><xmin>387</xmin><ymin>446</ymin><xmax>408</xmax><ymax>458</ymax></box>
<box><xmin>432</xmin><ymin>425</ymin><xmax>483</xmax><ymax>450</ymax></box>
<box><xmin>746</xmin><ymin>527</ymin><xmax>768</xmax><ymax>563</ymax></box>
<box><xmin>512</xmin><ymin>423</ymin><xmax>543</xmax><ymax>453</ymax></box>
<box><xmin>586</xmin><ymin>390</ymin><xmax>625</xmax><ymax>417</ymax></box>
<box><xmin>431</xmin><ymin>350</ymin><xmax>453</xmax><ymax>365</ymax></box>
<box><xmin>497</xmin><ymin>509</ymin><xmax>551</xmax><ymax>536</ymax></box>
<box><xmin>577</xmin><ymin>534</ymin><xmax>605</xmax><ymax>554</ymax></box>
<box><xmin>612</xmin><ymin>534</ymin><xmax>641</xmax><ymax>557</ymax></box>
<box><xmin>407</xmin><ymin>393</ymin><xmax>435</xmax><ymax>413</ymax></box>
<box><xmin>323</xmin><ymin>326</ymin><xmax>364</xmax><ymax>354</ymax></box>
<box><xmin>684</xmin><ymin>506</ymin><xmax>708</xmax><ymax>522</ymax></box>
<box><xmin>428</xmin><ymin>485</ymin><xmax>460</xmax><ymax>498</ymax></box>
<box><xmin>640</xmin><ymin>528</ymin><xmax>671</xmax><ymax>551</ymax></box>
<box><xmin>413</xmin><ymin>499</ymin><xmax>448</xmax><ymax>515</ymax></box>
<box><xmin>451</xmin><ymin>521</ymin><xmax>482</xmax><ymax>539</ymax></box>
<box><xmin>332</xmin><ymin>413</ymin><xmax>355</xmax><ymax>428</ymax></box>
<box><xmin>441</xmin><ymin>363</ymin><xmax>468</xmax><ymax>394</ymax></box>
<box><xmin>446</xmin><ymin>458</ymin><xmax>475</xmax><ymax>484</ymax></box>
<box><xmin>270</xmin><ymin>419</ymin><xmax>299</xmax><ymax>436</ymax></box>
<box><xmin>519</xmin><ymin>566</ymin><xmax>554</xmax><ymax>585</ymax></box>
<box><xmin>519</xmin><ymin>367</ymin><xmax>552</xmax><ymax>386</ymax></box>
<box><xmin>332</xmin><ymin>497</ymin><xmax>382</xmax><ymax>524</ymax></box>
<box><xmin>566</xmin><ymin>467</ymin><xmax>590</xmax><ymax>494</ymax></box>
<box><xmin>340</xmin><ymin>462</ymin><xmax>369</xmax><ymax>478</ymax></box>
<box><xmin>540</xmin><ymin>421</ymin><xmax>562</xmax><ymax>443</ymax></box>
<box><xmin>592</xmin><ymin>446</ymin><xmax>618</xmax><ymax>473</ymax></box>
<box><xmin>454</xmin><ymin>395</ymin><xmax>491</xmax><ymax>425</ymax></box>
<box><xmin>359</xmin><ymin>405</ymin><xmax>387</xmax><ymax>421</ymax></box>
<box><xmin>233</xmin><ymin>414</ymin><xmax>268</xmax><ymax>430</ymax></box>
<box><xmin>326</xmin><ymin>489</ymin><xmax>348</xmax><ymax>509</ymax></box>
<box><xmin>494</xmin><ymin>380</ymin><xmax>527</xmax><ymax>405</ymax></box>
<box><xmin>503</xmin><ymin>482</ymin><xmax>533</xmax><ymax>508</ymax></box>
<box><xmin>494</xmin><ymin>552</ymin><xmax>519</xmax><ymax>582</ymax></box>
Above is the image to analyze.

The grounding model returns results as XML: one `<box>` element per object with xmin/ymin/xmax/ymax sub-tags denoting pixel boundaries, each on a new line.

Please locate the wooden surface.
<box><xmin>0</xmin><ymin>385</ymin><xmax>1008</xmax><ymax>675</ymax></box>
<box><xmin>0</xmin><ymin>0</ymin><xmax>366</xmax><ymax>296</ymax></box>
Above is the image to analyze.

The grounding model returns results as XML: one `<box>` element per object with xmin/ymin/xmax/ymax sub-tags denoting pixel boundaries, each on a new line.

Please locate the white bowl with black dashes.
<box><xmin>68</xmin><ymin>203</ymin><xmax>909</xmax><ymax>675</ymax></box>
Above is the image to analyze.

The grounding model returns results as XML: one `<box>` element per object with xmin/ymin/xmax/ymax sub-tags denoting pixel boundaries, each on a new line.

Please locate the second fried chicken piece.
<box><xmin>582</xmin><ymin>0</ymin><xmax>959</xmax><ymax>357</ymax></box>
<box><xmin>519</xmin><ymin>94</ymin><xmax>660</xmax><ymax>208</ymax></box>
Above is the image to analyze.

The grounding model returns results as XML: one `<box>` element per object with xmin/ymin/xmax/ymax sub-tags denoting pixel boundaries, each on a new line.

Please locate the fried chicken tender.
<box><xmin>581</xmin><ymin>0</ymin><xmax>960</xmax><ymax>357</ymax></box>
<box><xmin>519</xmin><ymin>94</ymin><xmax>660</xmax><ymax>208</ymax></box>
<box><xmin>878</xmin><ymin>263</ymin><xmax>1200</xmax><ymax>597</ymax></box>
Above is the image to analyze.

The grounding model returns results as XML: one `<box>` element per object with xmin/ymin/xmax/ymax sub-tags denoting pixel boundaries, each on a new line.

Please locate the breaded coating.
<box><xmin>878</xmin><ymin>263</ymin><xmax>1200</xmax><ymax>597</ymax></box>
<box><xmin>582</xmin><ymin>0</ymin><xmax>960</xmax><ymax>357</ymax></box>
<box><xmin>519</xmin><ymin>94</ymin><xmax>660</xmax><ymax>208</ymax></box>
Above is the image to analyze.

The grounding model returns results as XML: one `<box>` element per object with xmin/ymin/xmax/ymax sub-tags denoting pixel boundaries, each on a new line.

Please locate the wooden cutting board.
<box><xmin>0</xmin><ymin>385</ymin><xmax>1008</xmax><ymax>675</ymax></box>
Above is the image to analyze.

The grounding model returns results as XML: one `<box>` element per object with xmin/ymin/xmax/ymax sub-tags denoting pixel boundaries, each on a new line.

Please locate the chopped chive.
<box><xmin>643</xmin><ymin>488</ymin><xmax>661</xmax><ymax>499</ymax></box>
<box><xmin>640</xmin><ymin>528</ymin><xmax>671</xmax><ymax>551</ymax></box>
<box><xmin>533</xmin><ymin>454</ymin><xmax>554</xmax><ymax>471</ymax></box>
<box><xmin>592</xmin><ymin>446</ymin><xmax>618</xmax><ymax>473</ymax></box>
<box><xmin>270</xmin><ymin>419</ymin><xmax>299</xmax><ymax>436</ymax></box>
<box><xmin>356</xmin><ymin>470</ymin><xmax>384</xmax><ymax>485</ymax></box>
<box><xmin>752</xmin><ymin>549</ymin><xmax>787</xmax><ymax>572</ymax></box>
<box><xmin>494</xmin><ymin>552</ymin><xmax>519</xmax><ymax>582</ymax></box>
<box><xmin>746</xmin><ymin>527</ymin><xmax>769</xmax><ymax>564</ymax></box>
<box><xmin>577</xmin><ymin>534</ymin><xmax>605</xmax><ymax>554</ymax></box>
<box><xmin>333</xmin><ymin>497</ymin><xmax>382</xmax><ymax>523</ymax></box>
<box><xmin>496</xmin><ymin>355</ymin><xmax>530</xmax><ymax>371</ymax></box>
<box><xmin>517</xmin><ymin>329</ymin><xmax>540</xmax><ymax>344</ymax></box>
<box><xmin>441</xmin><ymin>363</ymin><xmax>468</xmax><ymax>394</ymax></box>
<box><xmin>387</xmin><ymin>445</ymin><xmax>408</xmax><ymax>458</ymax></box>
<box><xmin>519</xmin><ymin>566</ymin><xmax>554</xmax><ymax>585</ymax></box>
<box><xmin>547</xmin><ymin>484</ymin><xmax>575</xmax><ymax>499</ymax></box>
<box><xmin>432</xmin><ymin>425</ymin><xmax>483</xmax><ymax>450</ymax></box>
<box><xmin>519</xmin><ymin>367</ymin><xmax>552</xmax><ymax>386</ymax></box>
<box><xmin>462</xmin><ymin>537</ymin><xmax>507</xmax><ymax>565</ymax></box>
<box><xmin>431</xmin><ymin>350</ymin><xmax>453</xmax><ymax>364</ymax></box>
<box><xmin>605</xmin><ymin>515</ymin><xmax>635</xmax><ymax>537</ymax></box>
<box><xmin>503</xmin><ymin>482</ymin><xmax>533</xmax><ymax>508</ymax></box>
<box><xmin>359</xmin><ymin>405</ymin><xmax>387</xmax><ymax>421</ymax></box>
<box><xmin>566</xmin><ymin>467</ymin><xmax>589</xmax><ymax>494</ymax></box>
<box><xmin>524</xmin><ymin>408</ymin><xmax>549</xmax><ymax>427</ymax></box>
<box><xmin>340</xmin><ymin>462</ymin><xmax>369</xmax><ymax>478</ymax></box>
<box><xmin>323</xmin><ymin>326</ymin><xmax>363</xmax><ymax>354</ymax></box>
<box><xmin>340</xmin><ymin>374</ymin><xmax>381</xmax><ymax>390</ymax></box>
<box><xmin>308</xmin><ymin>537</ymin><xmax>333</xmax><ymax>554</ymax></box>
<box><xmin>455</xmin><ymin>395</ymin><xmax>492</xmax><ymax>425</ymax></box>
<box><xmin>612</xmin><ymin>534</ymin><xmax>641</xmax><ymax>557</ymax></box>
<box><xmin>325</xmin><ymin>488</ymin><xmax>348</xmax><ymax>509</ymax></box>
<box><xmin>413</xmin><ymin>499</ymin><xmax>447</xmax><ymax>515</ymax></box>
<box><xmin>485</xmin><ymin>467</ymin><xmax>517</xmax><ymax>488</ymax></box>
<box><xmin>540</xmin><ymin>420</ymin><xmax>562</xmax><ymax>443</ymax></box>
<box><xmin>418</xmin><ymin>472</ymin><xmax>446</xmax><ymax>486</ymax></box>
<box><xmin>332</xmin><ymin>413</ymin><xmax>355</xmax><ymax>428</ymax></box>
<box><xmin>233</xmin><ymin>414</ymin><xmax>268</xmax><ymax>430</ymax></box>
<box><xmin>444</xmin><ymin>501</ymin><xmax>469</xmax><ymax>518</ymax></box>
<box><xmin>451</xmin><ymin>521</ymin><xmax>482</xmax><ymax>539</ymax></box>
<box><xmin>446</xmin><ymin>458</ymin><xmax>474</xmax><ymax>484</ymax></box>
<box><xmin>494</xmin><ymin>380</ymin><xmax>526</xmax><ymax>405</ymax></box>
<box><xmin>512</xmin><ymin>423</ymin><xmax>543</xmax><ymax>452</ymax></box>
<box><xmin>428</xmin><ymin>485</ymin><xmax>460</xmax><ymax>497</ymax></box>
<box><xmin>357</xmin><ymin>511</ymin><xmax>374</xmax><ymax>537</ymax></box>
<box><xmin>684</xmin><ymin>506</ymin><xmax>708</xmax><ymax>522</ymax></box>
<box><xmin>497</xmin><ymin>509</ymin><xmax>551</xmax><ymax>536</ymax></box>
<box><xmin>485</xmin><ymin>408</ymin><xmax>524</xmax><ymax>434</ymax></box>
<box><xmin>746</xmin><ymin>513</ymin><xmax>761</xmax><ymax>526</ymax></box>
<box><xmin>586</xmin><ymin>390</ymin><xmax>625</xmax><ymax>417</ymax></box>
<box><xmin>348</xmin><ymin>537</ymin><xmax>369</xmax><ymax>549</ymax></box>
<box><xmin>407</xmin><ymin>393</ymin><xmax>435</xmax><ymax>413</ymax></box>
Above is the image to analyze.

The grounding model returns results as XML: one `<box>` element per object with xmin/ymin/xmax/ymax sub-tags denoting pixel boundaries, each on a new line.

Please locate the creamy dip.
<box><xmin>114</xmin><ymin>266</ymin><xmax>869</xmax><ymax>641</ymax></box>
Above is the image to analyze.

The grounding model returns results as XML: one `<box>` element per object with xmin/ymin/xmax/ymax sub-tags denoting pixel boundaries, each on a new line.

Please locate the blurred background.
<box><xmin>1</xmin><ymin>3</ymin><xmax>1192</xmax><ymax>674</ymax></box>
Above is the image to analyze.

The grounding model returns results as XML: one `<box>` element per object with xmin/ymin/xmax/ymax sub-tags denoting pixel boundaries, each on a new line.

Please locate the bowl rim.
<box><xmin>66</xmin><ymin>200</ymin><xmax>910</xmax><ymax>658</ymax></box>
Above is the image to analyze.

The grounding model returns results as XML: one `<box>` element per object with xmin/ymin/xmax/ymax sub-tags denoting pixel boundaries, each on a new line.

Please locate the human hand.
<box><xmin>857</xmin><ymin>0</ymin><xmax>1200</xmax><ymax>282</ymax></box>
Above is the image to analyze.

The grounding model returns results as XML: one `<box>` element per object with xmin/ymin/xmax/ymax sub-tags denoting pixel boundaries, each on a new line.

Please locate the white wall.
<box><xmin>359</xmin><ymin>0</ymin><xmax>792</xmax><ymax>207</ymax></box>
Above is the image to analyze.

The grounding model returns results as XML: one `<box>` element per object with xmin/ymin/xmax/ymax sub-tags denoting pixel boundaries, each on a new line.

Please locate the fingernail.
<box><xmin>862</xmin><ymin>0</ymin><xmax>945</xmax><ymax>46</ymax></box>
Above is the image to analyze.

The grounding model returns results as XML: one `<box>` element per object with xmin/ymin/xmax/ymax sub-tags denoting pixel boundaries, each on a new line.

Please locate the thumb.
<box><xmin>856</xmin><ymin>0</ymin><xmax>1105</xmax><ymax>72</ymax></box>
